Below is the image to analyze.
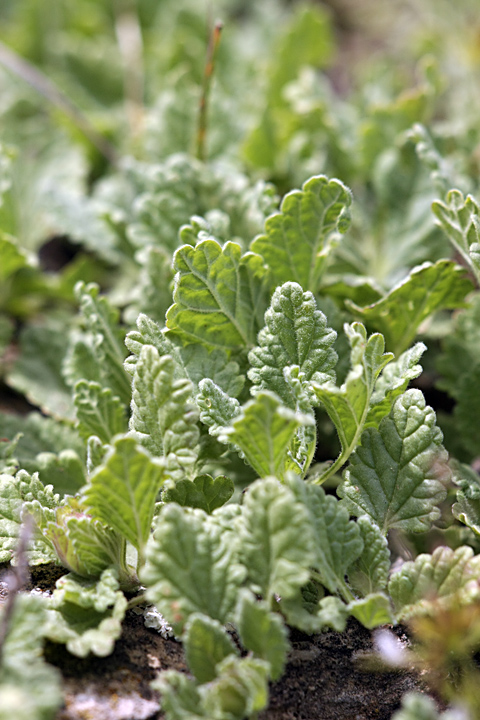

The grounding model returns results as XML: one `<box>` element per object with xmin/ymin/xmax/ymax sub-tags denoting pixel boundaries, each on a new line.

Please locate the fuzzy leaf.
<box><xmin>348</xmin><ymin>516</ymin><xmax>390</xmax><ymax>595</ymax></box>
<box><xmin>251</xmin><ymin>175</ymin><xmax>352</xmax><ymax>292</ymax></box>
<box><xmin>142</xmin><ymin>504</ymin><xmax>245</xmax><ymax>633</ymax></box>
<box><xmin>202</xmin><ymin>656</ymin><xmax>270</xmax><ymax>719</ymax></box>
<box><xmin>235</xmin><ymin>590</ymin><xmax>289</xmax><ymax>681</ymax></box>
<box><xmin>130</xmin><ymin>346</ymin><xmax>200</xmax><ymax>477</ymax></box>
<box><xmin>347</xmin><ymin>261</ymin><xmax>473</xmax><ymax>356</ymax></box>
<box><xmin>347</xmin><ymin>593</ymin><xmax>394</xmax><ymax>628</ymax></box>
<box><xmin>184</xmin><ymin>614</ymin><xmax>238</xmax><ymax>684</ymax></box>
<box><xmin>452</xmin><ymin>462</ymin><xmax>480</xmax><ymax>536</ymax></box>
<box><xmin>389</xmin><ymin>546</ymin><xmax>480</xmax><ymax>620</ymax></box>
<box><xmin>312</xmin><ymin>323</ymin><xmax>393</xmax><ymax>483</ymax></box>
<box><xmin>162</xmin><ymin>475</ymin><xmax>234</xmax><ymax>513</ymax></box>
<box><xmin>166</xmin><ymin>240</ymin><xmax>268</xmax><ymax>350</ymax></box>
<box><xmin>45</xmin><ymin>569</ymin><xmax>127</xmax><ymax>657</ymax></box>
<box><xmin>432</xmin><ymin>189</ymin><xmax>480</xmax><ymax>282</ymax></box>
<box><xmin>339</xmin><ymin>390</ymin><xmax>449</xmax><ymax>533</ymax></box>
<box><xmin>83</xmin><ymin>436</ymin><xmax>166</xmax><ymax>556</ymax></box>
<box><xmin>197</xmin><ymin>379</ymin><xmax>241</xmax><ymax>438</ymax></box>
<box><xmin>74</xmin><ymin>381</ymin><xmax>127</xmax><ymax>444</ymax></box>
<box><xmin>248</xmin><ymin>281</ymin><xmax>337</xmax><ymax>407</ymax></box>
<box><xmin>240</xmin><ymin>477</ymin><xmax>316</xmax><ymax>601</ymax></box>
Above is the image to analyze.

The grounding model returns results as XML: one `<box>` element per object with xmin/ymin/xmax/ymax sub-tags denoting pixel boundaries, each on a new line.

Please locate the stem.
<box><xmin>0</xmin><ymin>40</ymin><xmax>117</xmax><ymax>165</ymax></box>
<box><xmin>126</xmin><ymin>592</ymin><xmax>147</xmax><ymax>610</ymax></box>
<box><xmin>196</xmin><ymin>19</ymin><xmax>223</xmax><ymax>162</ymax></box>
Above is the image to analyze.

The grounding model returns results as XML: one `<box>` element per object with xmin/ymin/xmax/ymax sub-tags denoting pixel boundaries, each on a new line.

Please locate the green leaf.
<box><xmin>0</xmin><ymin>232</ymin><xmax>29</xmax><ymax>280</ymax></box>
<box><xmin>196</xmin><ymin>379</ymin><xmax>241</xmax><ymax>438</ymax></box>
<box><xmin>235</xmin><ymin>590</ymin><xmax>289</xmax><ymax>681</ymax></box>
<box><xmin>339</xmin><ymin>390</ymin><xmax>449</xmax><ymax>534</ymax></box>
<box><xmin>312</xmin><ymin>323</ymin><xmax>393</xmax><ymax>484</ymax></box>
<box><xmin>45</xmin><ymin>569</ymin><xmax>127</xmax><ymax>657</ymax></box>
<box><xmin>240</xmin><ymin>477</ymin><xmax>316</xmax><ymax>602</ymax></box>
<box><xmin>224</xmin><ymin>391</ymin><xmax>314</xmax><ymax>481</ymax></box>
<box><xmin>389</xmin><ymin>546</ymin><xmax>480</xmax><ymax>620</ymax></box>
<box><xmin>130</xmin><ymin>347</ymin><xmax>200</xmax><ymax>478</ymax></box>
<box><xmin>202</xmin><ymin>656</ymin><xmax>270</xmax><ymax>720</ymax></box>
<box><xmin>33</xmin><ymin>450</ymin><xmax>86</xmax><ymax>497</ymax></box>
<box><xmin>166</xmin><ymin>240</ymin><xmax>268</xmax><ymax>350</ymax></box>
<box><xmin>347</xmin><ymin>261</ymin><xmax>473</xmax><ymax>356</ymax></box>
<box><xmin>153</xmin><ymin>671</ymin><xmax>205</xmax><ymax>720</ymax></box>
<box><xmin>251</xmin><ymin>176</ymin><xmax>352</xmax><ymax>293</ymax></box>
<box><xmin>288</xmin><ymin>479</ymin><xmax>363</xmax><ymax>601</ymax></box>
<box><xmin>184</xmin><ymin>614</ymin><xmax>238</xmax><ymax>684</ymax></box>
<box><xmin>391</xmin><ymin>693</ymin><xmax>446</xmax><ymax>720</ymax></box>
<box><xmin>432</xmin><ymin>189</ymin><xmax>480</xmax><ymax>283</ymax></box>
<box><xmin>83</xmin><ymin>436</ymin><xmax>166</xmax><ymax>558</ymax></box>
<box><xmin>162</xmin><ymin>475</ymin><xmax>234</xmax><ymax>514</ymax></box>
<box><xmin>142</xmin><ymin>504</ymin><xmax>245</xmax><ymax>633</ymax></box>
<box><xmin>74</xmin><ymin>381</ymin><xmax>127</xmax><ymax>444</ymax></box>
<box><xmin>248</xmin><ymin>281</ymin><xmax>337</xmax><ymax>408</ymax></box>
<box><xmin>347</xmin><ymin>593</ymin><xmax>394</xmax><ymax>629</ymax></box>
<box><xmin>452</xmin><ymin>461</ymin><xmax>480</xmax><ymax>536</ymax></box>
<box><xmin>348</xmin><ymin>516</ymin><xmax>390</xmax><ymax>596</ymax></box>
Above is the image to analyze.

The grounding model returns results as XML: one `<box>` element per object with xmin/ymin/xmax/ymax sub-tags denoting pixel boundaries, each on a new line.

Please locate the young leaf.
<box><xmin>142</xmin><ymin>504</ymin><xmax>245</xmax><ymax>632</ymax></box>
<box><xmin>347</xmin><ymin>593</ymin><xmax>394</xmax><ymax>629</ymax></box>
<box><xmin>45</xmin><ymin>569</ymin><xmax>128</xmax><ymax>657</ymax></box>
<box><xmin>130</xmin><ymin>346</ymin><xmax>200</xmax><ymax>477</ymax></box>
<box><xmin>82</xmin><ymin>436</ymin><xmax>166</xmax><ymax>559</ymax></box>
<box><xmin>339</xmin><ymin>389</ymin><xmax>450</xmax><ymax>534</ymax></box>
<box><xmin>312</xmin><ymin>323</ymin><xmax>393</xmax><ymax>484</ymax></box>
<box><xmin>202</xmin><ymin>656</ymin><xmax>270</xmax><ymax>720</ymax></box>
<box><xmin>452</xmin><ymin>462</ymin><xmax>480</xmax><ymax>536</ymax></box>
<box><xmin>153</xmin><ymin>671</ymin><xmax>205</xmax><ymax>720</ymax></box>
<box><xmin>184</xmin><ymin>614</ymin><xmax>238</xmax><ymax>684</ymax></box>
<box><xmin>432</xmin><ymin>189</ymin><xmax>480</xmax><ymax>283</ymax></box>
<box><xmin>162</xmin><ymin>475</ymin><xmax>234</xmax><ymax>513</ymax></box>
<box><xmin>240</xmin><ymin>477</ymin><xmax>316</xmax><ymax>602</ymax></box>
<box><xmin>223</xmin><ymin>391</ymin><xmax>314</xmax><ymax>481</ymax></box>
<box><xmin>248</xmin><ymin>281</ymin><xmax>337</xmax><ymax>407</ymax></box>
<box><xmin>250</xmin><ymin>175</ymin><xmax>352</xmax><ymax>292</ymax></box>
<box><xmin>235</xmin><ymin>590</ymin><xmax>289</xmax><ymax>681</ymax></box>
<box><xmin>348</xmin><ymin>516</ymin><xmax>390</xmax><ymax>596</ymax></box>
<box><xmin>389</xmin><ymin>546</ymin><xmax>480</xmax><ymax>620</ymax></box>
<box><xmin>347</xmin><ymin>261</ymin><xmax>473</xmax><ymax>356</ymax></box>
<box><xmin>166</xmin><ymin>240</ymin><xmax>268</xmax><ymax>350</ymax></box>
<box><xmin>74</xmin><ymin>381</ymin><xmax>127</xmax><ymax>444</ymax></box>
<box><xmin>392</xmin><ymin>692</ymin><xmax>446</xmax><ymax>720</ymax></box>
<box><xmin>196</xmin><ymin>379</ymin><xmax>241</xmax><ymax>438</ymax></box>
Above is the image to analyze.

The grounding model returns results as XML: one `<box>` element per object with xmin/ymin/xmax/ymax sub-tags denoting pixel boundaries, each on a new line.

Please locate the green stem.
<box><xmin>126</xmin><ymin>592</ymin><xmax>147</xmax><ymax>610</ymax></box>
<box><xmin>196</xmin><ymin>20</ymin><xmax>223</xmax><ymax>162</ymax></box>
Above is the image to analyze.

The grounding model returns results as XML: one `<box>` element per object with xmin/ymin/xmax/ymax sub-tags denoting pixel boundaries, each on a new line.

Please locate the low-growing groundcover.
<box><xmin>2</xmin><ymin>0</ymin><xmax>480</xmax><ymax>718</ymax></box>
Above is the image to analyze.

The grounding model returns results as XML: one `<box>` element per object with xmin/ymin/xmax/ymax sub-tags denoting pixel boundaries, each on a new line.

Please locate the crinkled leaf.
<box><xmin>348</xmin><ymin>516</ymin><xmax>390</xmax><ymax>596</ymax></box>
<box><xmin>33</xmin><ymin>450</ymin><xmax>86</xmax><ymax>497</ymax></box>
<box><xmin>162</xmin><ymin>475</ymin><xmax>234</xmax><ymax>513</ymax></box>
<box><xmin>250</xmin><ymin>175</ymin><xmax>351</xmax><ymax>293</ymax></box>
<box><xmin>130</xmin><ymin>347</ymin><xmax>200</xmax><ymax>478</ymax></box>
<box><xmin>166</xmin><ymin>240</ymin><xmax>268</xmax><ymax>350</ymax></box>
<box><xmin>312</xmin><ymin>323</ymin><xmax>393</xmax><ymax>484</ymax></box>
<box><xmin>45</xmin><ymin>569</ymin><xmax>127</xmax><ymax>657</ymax></box>
<box><xmin>248</xmin><ymin>281</ymin><xmax>337</xmax><ymax>407</ymax></box>
<box><xmin>432</xmin><ymin>189</ymin><xmax>480</xmax><ymax>283</ymax></box>
<box><xmin>347</xmin><ymin>261</ymin><xmax>473</xmax><ymax>356</ymax></box>
<box><xmin>201</xmin><ymin>656</ymin><xmax>270</xmax><ymax>720</ymax></box>
<box><xmin>224</xmin><ymin>391</ymin><xmax>314</xmax><ymax>481</ymax></box>
<box><xmin>142</xmin><ymin>504</ymin><xmax>245</xmax><ymax>633</ymax></box>
<box><xmin>452</xmin><ymin>461</ymin><xmax>480</xmax><ymax>536</ymax></box>
<box><xmin>240</xmin><ymin>477</ymin><xmax>316</xmax><ymax>601</ymax></box>
<box><xmin>74</xmin><ymin>381</ymin><xmax>127</xmax><ymax>444</ymax></box>
<box><xmin>235</xmin><ymin>590</ymin><xmax>289</xmax><ymax>681</ymax></box>
<box><xmin>196</xmin><ymin>379</ymin><xmax>241</xmax><ymax>438</ymax></box>
<box><xmin>347</xmin><ymin>593</ymin><xmax>394</xmax><ymax>629</ymax></box>
<box><xmin>153</xmin><ymin>671</ymin><xmax>205</xmax><ymax>720</ymax></box>
<box><xmin>339</xmin><ymin>390</ymin><xmax>449</xmax><ymax>533</ymax></box>
<box><xmin>389</xmin><ymin>546</ymin><xmax>480</xmax><ymax>620</ymax></box>
<box><xmin>184</xmin><ymin>614</ymin><xmax>238</xmax><ymax>684</ymax></box>
<box><xmin>83</xmin><ymin>436</ymin><xmax>166</xmax><ymax>556</ymax></box>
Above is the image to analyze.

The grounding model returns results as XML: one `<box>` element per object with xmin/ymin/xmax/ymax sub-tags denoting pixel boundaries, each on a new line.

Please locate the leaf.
<box><xmin>389</xmin><ymin>546</ymin><xmax>480</xmax><ymax>620</ymax></box>
<box><xmin>432</xmin><ymin>188</ymin><xmax>480</xmax><ymax>283</ymax></box>
<box><xmin>45</xmin><ymin>569</ymin><xmax>127</xmax><ymax>657</ymax></box>
<box><xmin>452</xmin><ymin>462</ymin><xmax>480</xmax><ymax>536</ymax></box>
<box><xmin>223</xmin><ymin>391</ymin><xmax>314</xmax><ymax>481</ymax></box>
<box><xmin>142</xmin><ymin>504</ymin><xmax>245</xmax><ymax>633</ymax></box>
<box><xmin>339</xmin><ymin>390</ymin><xmax>450</xmax><ymax>533</ymax></box>
<box><xmin>162</xmin><ymin>475</ymin><xmax>234</xmax><ymax>513</ymax></box>
<box><xmin>74</xmin><ymin>381</ymin><xmax>127</xmax><ymax>444</ymax></box>
<box><xmin>166</xmin><ymin>240</ymin><xmax>268</xmax><ymax>350</ymax></box>
<box><xmin>251</xmin><ymin>175</ymin><xmax>352</xmax><ymax>293</ymax></box>
<box><xmin>240</xmin><ymin>477</ymin><xmax>316</xmax><ymax>602</ymax></box>
<box><xmin>235</xmin><ymin>590</ymin><xmax>289</xmax><ymax>681</ymax></box>
<box><xmin>347</xmin><ymin>593</ymin><xmax>394</xmax><ymax>629</ymax></box>
<box><xmin>0</xmin><ymin>232</ymin><xmax>29</xmax><ymax>280</ymax></box>
<box><xmin>348</xmin><ymin>516</ymin><xmax>390</xmax><ymax>596</ymax></box>
<box><xmin>202</xmin><ymin>656</ymin><xmax>270</xmax><ymax>719</ymax></box>
<box><xmin>33</xmin><ymin>450</ymin><xmax>86</xmax><ymax>497</ymax></box>
<box><xmin>83</xmin><ymin>436</ymin><xmax>166</xmax><ymax>558</ymax></box>
<box><xmin>196</xmin><ymin>379</ymin><xmax>241</xmax><ymax>438</ymax></box>
<box><xmin>288</xmin><ymin>478</ymin><xmax>362</xmax><ymax>600</ymax></box>
<box><xmin>184</xmin><ymin>614</ymin><xmax>238</xmax><ymax>684</ymax></box>
<box><xmin>312</xmin><ymin>323</ymin><xmax>393</xmax><ymax>484</ymax></box>
<box><xmin>248</xmin><ymin>281</ymin><xmax>337</xmax><ymax>408</ymax></box>
<box><xmin>130</xmin><ymin>347</ymin><xmax>200</xmax><ymax>477</ymax></box>
<box><xmin>391</xmin><ymin>693</ymin><xmax>446</xmax><ymax>720</ymax></box>
<box><xmin>153</xmin><ymin>671</ymin><xmax>205</xmax><ymax>720</ymax></box>
<box><xmin>347</xmin><ymin>261</ymin><xmax>473</xmax><ymax>356</ymax></box>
